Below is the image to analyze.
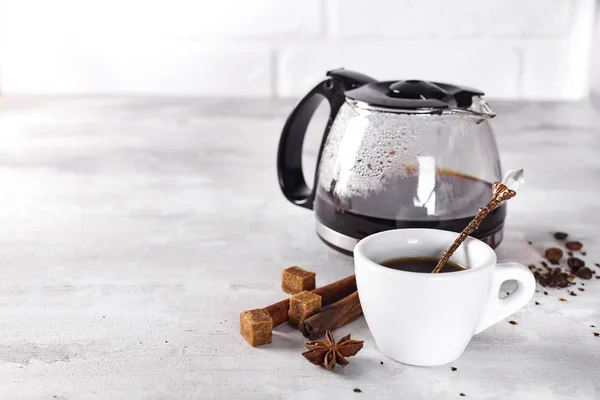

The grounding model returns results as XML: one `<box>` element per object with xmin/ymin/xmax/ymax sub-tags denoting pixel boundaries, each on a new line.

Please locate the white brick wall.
<box><xmin>0</xmin><ymin>0</ymin><xmax>595</xmax><ymax>99</ymax></box>
<box><xmin>331</xmin><ymin>0</ymin><xmax>572</xmax><ymax>37</ymax></box>
<box><xmin>278</xmin><ymin>43</ymin><xmax>521</xmax><ymax>98</ymax></box>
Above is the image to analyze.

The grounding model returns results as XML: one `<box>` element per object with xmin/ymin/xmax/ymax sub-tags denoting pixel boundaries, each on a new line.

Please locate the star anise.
<box><xmin>301</xmin><ymin>330</ymin><xmax>364</xmax><ymax>371</ymax></box>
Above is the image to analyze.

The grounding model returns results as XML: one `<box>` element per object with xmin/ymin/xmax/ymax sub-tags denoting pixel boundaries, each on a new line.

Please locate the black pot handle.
<box><xmin>277</xmin><ymin>69</ymin><xmax>376</xmax><ymax>209</ymax></box>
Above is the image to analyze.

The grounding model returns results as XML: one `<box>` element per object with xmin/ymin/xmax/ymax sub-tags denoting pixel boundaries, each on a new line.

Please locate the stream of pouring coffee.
<box><xmin>431</xmin><ymin>169</ymin><xmax>524</xmax><ymax>274</ymax></box>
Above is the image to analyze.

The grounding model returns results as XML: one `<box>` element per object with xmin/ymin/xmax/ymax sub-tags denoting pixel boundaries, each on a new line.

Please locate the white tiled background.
<box><xmin>0</xmin><ymin>0</ymin><xmax>596</xmax><ymax>99</ymax></box>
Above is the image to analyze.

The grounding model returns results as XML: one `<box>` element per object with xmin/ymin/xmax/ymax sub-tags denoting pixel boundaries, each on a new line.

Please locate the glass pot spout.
<box><xmin>455</xmin><ymin>96</ymin><xmax>496</xmax><ymax>120</ymax></box>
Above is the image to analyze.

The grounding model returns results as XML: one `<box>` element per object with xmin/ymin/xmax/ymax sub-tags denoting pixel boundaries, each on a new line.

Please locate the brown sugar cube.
<box><xmin>282</xmin><ymin>266</ymin><xmax>316</xmax><ymax>294</ymax></box>
<box><xmin>240</xmin><ymin>309</ymin><xmax>273</xmax><ymax>347</ymax></box>
<box><xmin>288</xmin><ymin>291</ymin><xmax>322</xmax><ymax>328</ymax></box>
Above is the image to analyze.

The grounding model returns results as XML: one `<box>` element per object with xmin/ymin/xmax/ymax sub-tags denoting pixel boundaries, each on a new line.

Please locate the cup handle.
<box><xmin>474</xmin><ymin>262</ymin><xmax>536</xmax><ymax>335</ymax></box>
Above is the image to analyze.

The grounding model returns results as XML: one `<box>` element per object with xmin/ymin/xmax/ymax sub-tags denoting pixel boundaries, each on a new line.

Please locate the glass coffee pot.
<box><xmin>277</xmin><ymin>69</ymin><xmax>505</xmax><ymax>255</ymax></box>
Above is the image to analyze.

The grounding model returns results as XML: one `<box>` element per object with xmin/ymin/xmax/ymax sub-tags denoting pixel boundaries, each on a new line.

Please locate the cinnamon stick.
<box><xmin>299</xmin><ymin>291</ymin><xmax>362</xmax><ymax>339</ymax></box>
<box><xmin>264</xmin><ymin>274</ymin><xmax>356</xmax><ymax>327</ymax></box>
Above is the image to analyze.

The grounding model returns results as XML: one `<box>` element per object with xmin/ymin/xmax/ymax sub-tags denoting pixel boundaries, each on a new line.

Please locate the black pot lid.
<box><xmin>345</xmin><ymin>79</ymin><xmax>485</xmax><ymax>110</ymax></box>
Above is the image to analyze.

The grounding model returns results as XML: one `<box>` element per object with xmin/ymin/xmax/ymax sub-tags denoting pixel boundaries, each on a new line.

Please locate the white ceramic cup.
<box><xmin>354</xmin><ymin>228</ymin><xmax>535</xmax><ymax>367</ymax></box>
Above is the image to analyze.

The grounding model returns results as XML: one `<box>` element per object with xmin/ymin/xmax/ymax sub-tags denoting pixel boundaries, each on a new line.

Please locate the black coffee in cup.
<box><xmin>380</xmin><ymin>257</ymin><xmax>467</xmax><ymax>273</ymax></box>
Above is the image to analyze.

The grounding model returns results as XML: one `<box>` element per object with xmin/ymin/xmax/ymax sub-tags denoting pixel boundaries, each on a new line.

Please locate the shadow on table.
<box><xmin>271</xmin><ymin>325</ymin><xmax>307</xmax><ymax>352</ymax></box>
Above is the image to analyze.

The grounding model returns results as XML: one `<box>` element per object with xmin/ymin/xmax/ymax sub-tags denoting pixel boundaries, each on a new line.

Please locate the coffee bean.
<box><xmin>567</xmin><ymin>257</ymin><xmax>585</xmax><ymax>270</ymax></box>
<box><xmin>594</xmin><ymin>333</ymin><xmax>599</xmax><ymax>337</ymax></box>
<box><xmin>576</xmin><ymin>267</ymin><xmax>592</xmax><ymax>280</ymax></box>
<box><xmin>565</xmin><ymin>241</ymin><xmax>583</xmax><ymax>251</ymax></box>
<box><xmin>554</xmin><ymin>232</ymin><xmax>568</xmax><ymax>240</ymax></box>
<box><xmin>536</xmin><ymin>277</ymin><xmax>544</xmax><ymax>286</ymax></box>
<box><xmin>545</xmin><ymin>248</ymin><xmax>563</xmax><ymax>264</ymax></box>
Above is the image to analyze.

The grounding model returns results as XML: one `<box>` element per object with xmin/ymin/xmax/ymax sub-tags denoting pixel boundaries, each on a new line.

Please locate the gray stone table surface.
<box><xmin>0</xmin><ymin>97</ymin><xmax>599</xmax><ymax>399</ymax></box>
